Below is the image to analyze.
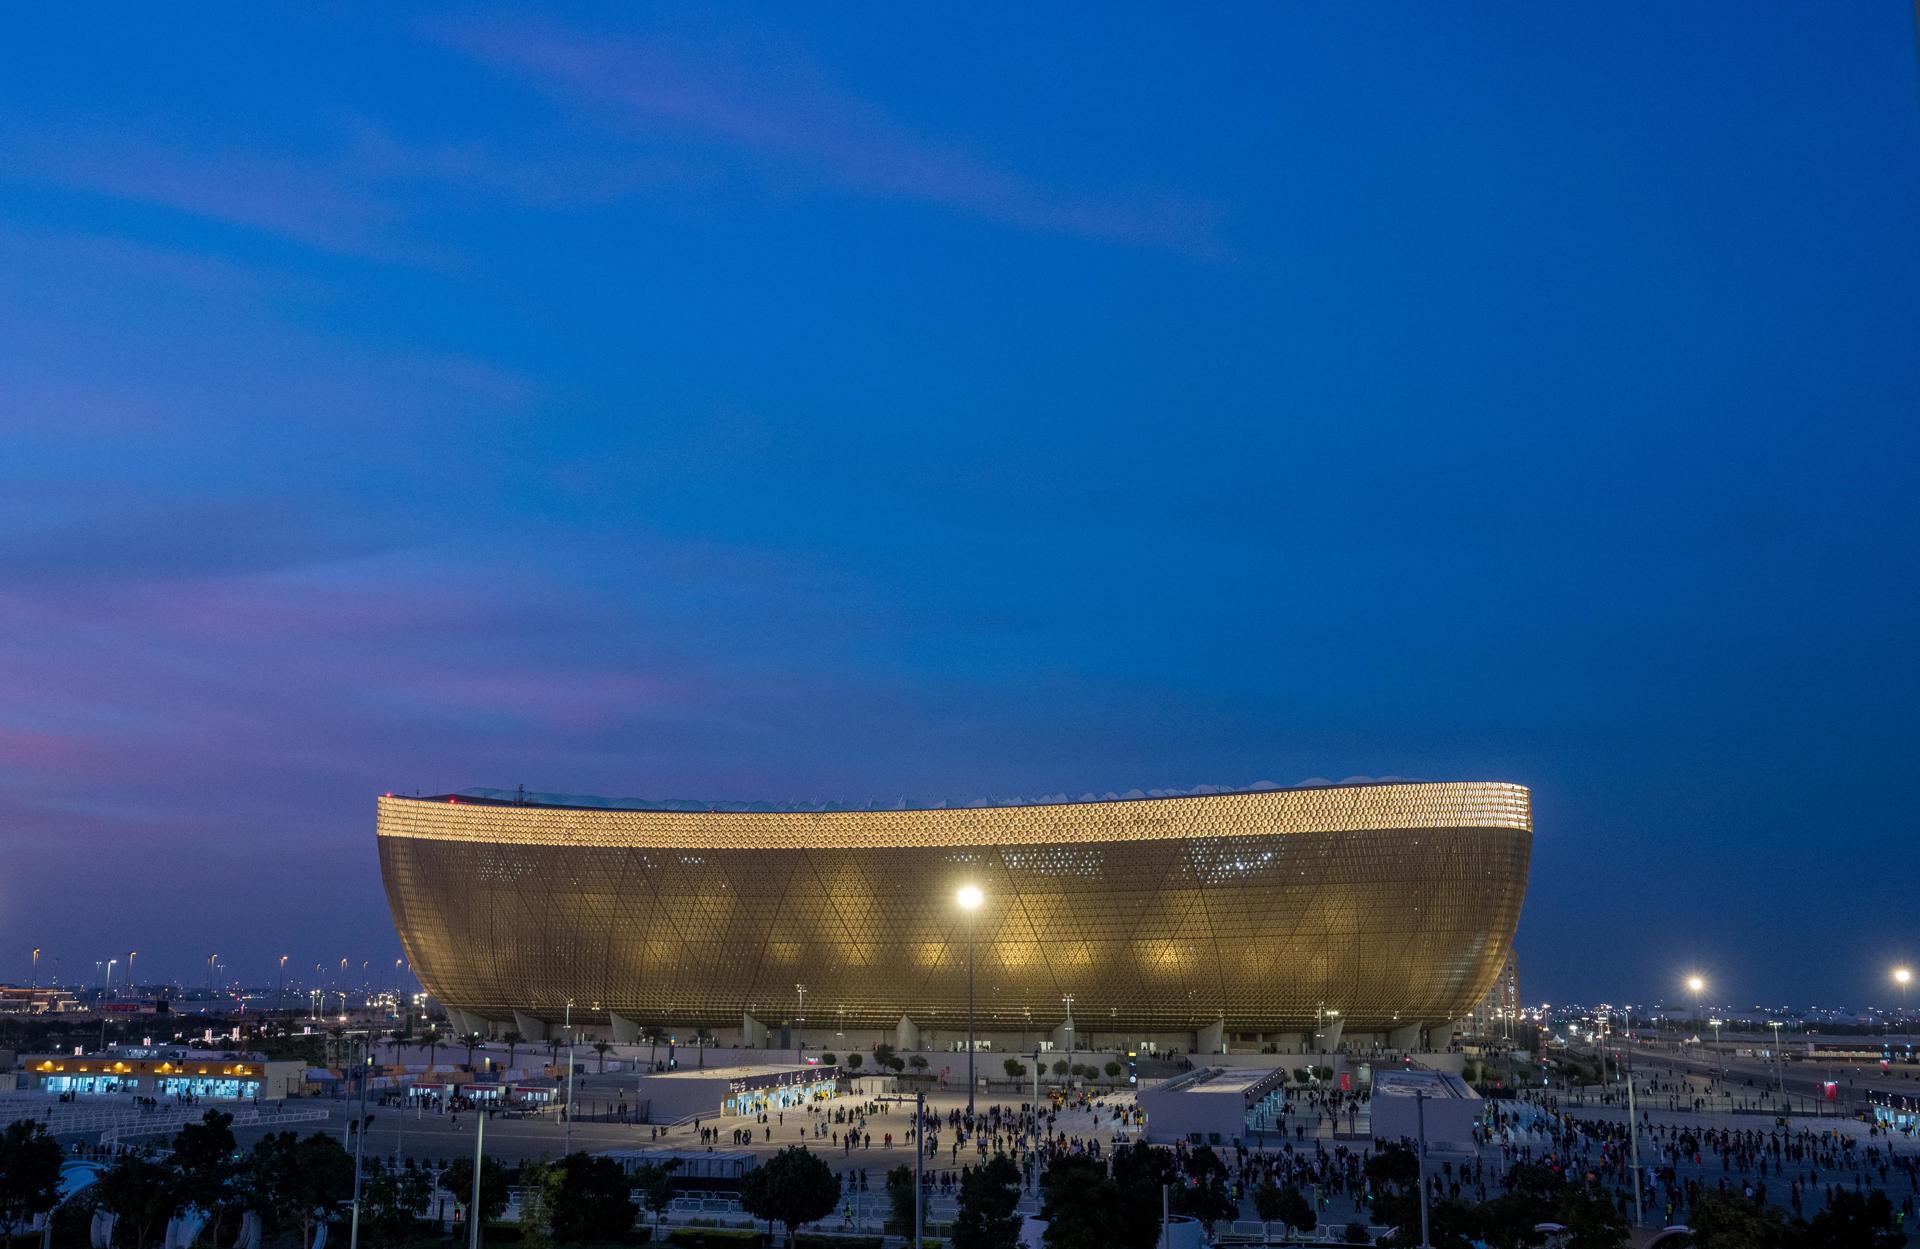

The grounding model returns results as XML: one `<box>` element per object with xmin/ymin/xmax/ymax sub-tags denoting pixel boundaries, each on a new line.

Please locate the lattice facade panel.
<box><xmin>376</xmin><ymin>782</ymin><xmax>1531</xmax><ymax>1033</ymax></box>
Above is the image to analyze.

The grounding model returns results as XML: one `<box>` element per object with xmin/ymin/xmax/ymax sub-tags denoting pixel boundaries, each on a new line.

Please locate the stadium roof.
<box><xmin>403</xmin><ymin>777</ymin><xmax>1435</xmax><ymax>814</ymax></box>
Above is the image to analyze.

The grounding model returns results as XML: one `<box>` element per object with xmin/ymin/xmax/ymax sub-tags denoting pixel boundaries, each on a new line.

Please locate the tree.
<box><xmin>358</xmin><ymin>1158</ymin><xmax>433</xmax><ymax>1249</ymax></box>
<box><xmin>953</xmin><ymin>1154</ymin><xmax>1023</xmax><ymax>1249</ymax></box>
<box><xmin>873</xmin><ymin>1042</ymin><xmax>897</xmax><ymax>1069</ymax></box>
<box><xmin>1107</xmin><ymin>1144</ymin><xmax>1176</xmax><ymax>1249</ymax></box>
<box><xmin>591</xmin><ymin>1041</ymin><xmax>613</xmax><ymax>1073</ymax></box>
<box><xmin>1807</xmin><ymin>1189</ymin><xmax>1904</xmax><ymax>1249</ymax></box>
<box><xmin>94</xmin><ymin>1154</ymin><xmax>179</xmax><ymax>1249</ymax></box>
<box><xmin>1004</xmin><ymin>1058</ymin><xmax>1028</xmax><ymax>1079</ymax></box>
<box><xmin>168</xmin><ymin>1110</ymin><xmax>238</xmax><ymax>1247</ymax></box>
<box><xmin>1040</xmin><ymin>1155</ymin><xmax>1128</xmax><ymax>1249</ymax></box>
<box><xmin>884</xmin><ymin>1165</ymin><xmax>917</xmax><ymax>1238</ymax></box>
<box><xmin>461</xmin><ymin>1031</ymin><xmax>484</xmax><ymax>1070</ymax></box>
<box><xmin>909</xmin><ymin>1054</ymin><xmax>929</xmax><ymax>1073</ymax></box>
<box><xmin>643</xmin><ymin>1026</ymin><xmax>663</xmax><ymax>1070</ymax></box>
<box><xmin>1366</xmin><ymin>1143</ymin><xmax>1419</xmax><ymax>1190</ymax></box>
<box><xmin>738</xmin><ymin>1147</ymin><xmax>838</xmax><ymax>1248</ymax></box>
<box><xmin>1104</xmin><ymin>1060</ymin><xmax>1123</xmax><ymax>1080</ymax></box>
<box><xmin>821</xmin><ymin>1052</ymin><xmax>837</xmax><ymax>1065</ymax></box>
<box><xmin>630</xmin><ymin>1159</ymin><xmax>680</xmax><ymax>1235</ymax></box>
<box><xmin>1173</xmin><ymin>1146</ymin><xmax>1236</xmax><ymax>1236</ymax></box>
<box><xmin>519</xmin><ymin>1158</ymin><xmax>556</xmax><ymax>1249</ymax></box>
<box><xmin>424</xmin><ymin>1030</ymin><xmax>441</xmax><ymax>1073</ymax></box>
<box><xmin>1051</xmin><ymin>1060</ymin><xmax>1069</xmax><ymax>1077</ymax></box>
<box><xmin>846</xmin><ymin>1053</ymin><xmax>864</xmax><ymax>1070</ymax></box>
<box><xmin>1691</xmin><ymin>1189</ymin><xmax>1802</xmax><ymax>1249</ymax></box>
<box><xmin>245</xmin><ymin>1131</ymin><xmax>354</xmax><ymax>1249</ymax></box>
<box><xmin>440</xmin><ymin>1154</ymin><xmax>511</xmax><ymax>1226</ymax></box>
<box><xmin>1559</xmin><ymin>1183</ymin><xmax>1630</xmax><ymax>1249</ymax></box>
<box><xmin>501</xmin><ymin>1030</ymin><xmax>525</xmax><ymax>1072</ymax></box>
<box><xmin>0</xmin><ymin>1120</ymin><xmax>65</xmax><ymax>1240</ymax></box>
<box><xmin>546</xmin><ymin>1153</ymin><xmax>635</xmax><ymax>1245</ymax></box>
<box><xmin>1255</xmin><ymin>1182</ymin><xmax>1316</xmax><ymax>1241</ymax></box>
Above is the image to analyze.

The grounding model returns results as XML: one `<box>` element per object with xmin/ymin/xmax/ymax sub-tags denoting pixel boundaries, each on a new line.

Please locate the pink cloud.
<box><xmin>436</xmin><ymin>19</ymin><xmax>1227</xmax><ymax>256</ymax></box>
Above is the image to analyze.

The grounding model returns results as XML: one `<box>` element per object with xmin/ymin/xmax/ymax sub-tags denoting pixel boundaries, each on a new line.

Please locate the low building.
<box><xmin>632</xmin><ymin>1063</ymin><xmax>840</xmax><ymax>1124</ymax></box>
<box><xmin>1370</xmin><ymin>1068</ymin><xmax>1481</xmax><ymax>1157</ymax></box>
<box><xmin>1137</xmin><ymin>1066</ymin><xmax>1292</xmax><ymax>1146</ymax></box>
<box><xmin>19</xmin><ymin>1047</ymin><xmax>305</xmax><ymax>1100</ymax></box>
<box><xmin>0</xmin><ymin>987</ymin><xmax>84</xmax><ymax>1015</ymax></box>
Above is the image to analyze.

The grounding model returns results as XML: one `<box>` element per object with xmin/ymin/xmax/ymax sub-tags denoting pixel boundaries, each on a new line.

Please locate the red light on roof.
<box><xmin>449</xmin><ymin>796</ymin><xmax>457</xmax><ymax>803</ymax></box>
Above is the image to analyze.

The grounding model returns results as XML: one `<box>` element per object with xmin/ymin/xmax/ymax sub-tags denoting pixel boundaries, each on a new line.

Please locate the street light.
<box><xmin>1768</xmin><ymin>1019</ymin><xmax>1784</xmax><ymax>1097</ymax></box>
<box><xmin>795</xmin><ymin>984</ymin><xmax>806</xmax><ymax>1063</ymax></box>
<box><xmin>1895</xmin><ymin>968</ymin><xmax>1912</xmax><ymax>1036</ymax></box>
<box><xmin>957</xmin><ymin>884</ymin><xmax>983</xmax><ymax>1114</ymax></box>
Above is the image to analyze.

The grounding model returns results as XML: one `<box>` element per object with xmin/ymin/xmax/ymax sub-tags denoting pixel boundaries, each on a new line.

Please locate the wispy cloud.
<box><xmin>434</xmin><ymin>18</ymin><xmax>1226</xmax><ymax>256</ymax></box>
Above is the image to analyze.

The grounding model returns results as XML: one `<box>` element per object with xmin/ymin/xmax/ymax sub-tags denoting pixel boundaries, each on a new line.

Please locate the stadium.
<box><xmin>376</xmin><ymin>779</ymin><xmax>1530</xmax><ymax>1054</ymax></box>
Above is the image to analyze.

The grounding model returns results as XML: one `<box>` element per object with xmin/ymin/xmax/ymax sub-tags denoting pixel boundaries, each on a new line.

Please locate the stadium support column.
<box><xmin>1389</xmin><ymin>1022</ymin><xmax>1424</xmax><ymax>1053</ymax></box>
<box><xmin>1320</xmin><ymin>1015</ymin><xmax>1345</xmax><ymax>1054</ymax></box>
<box><xmin>1195</xmin><ymin>1017</ymin><xmax>1226</xmax><ymax>1056</ymax></box>
<box><xmin>512</xmin><ymin>1011</ymin><xmax>549</xmax><ymax>1042</ymax></box>
<box><xmin>895</xmin><ymin>1014</ymin><xmax>921</xmax><ymax>1053</ymax></box>
<box><xmin>741</xmin><ymin>1012</ymin><xmax>770</xmax><ymax>1049</ymax></box>
<box><xmin>608</xmin><ymin>1012</ymin><xmax>640</xmax><ymax>1044</ymax></box>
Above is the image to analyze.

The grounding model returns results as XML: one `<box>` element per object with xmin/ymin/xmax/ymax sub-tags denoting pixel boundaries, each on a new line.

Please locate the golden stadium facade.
<box><xmin>376</xmin><ymin>780</ymin><xmax>1530</xmax><ymax>1049</ymax></box>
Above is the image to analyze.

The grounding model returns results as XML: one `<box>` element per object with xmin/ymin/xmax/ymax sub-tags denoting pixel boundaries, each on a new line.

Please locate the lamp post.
<box><xmin>1062</xmin><ymin>994</ymin><xmax>1075</xmax><ymax>1077</ymax></box>
<box><xmin>795</xmin><ymin>984</ymin><xmax>806</xmax><ymax>1063</ymax></box>
<box><xmin>125</xmin><ymin>951</ymin><xmax>136</xmax><ymax>999</ymax></box>
<box><xmin>563</xmin><ymin>999</ymin><xmax>576</xmax><ymax>1155</ymax></box>
<box><xmin>1414</xmin><ymin>1089</ymin><xmax>1432</xmax><ymax>1249</ymax></box>
<box><xmin>278</xmin><ymin>956</ymin><xmax>288</xmax><ymax>1015</ymax></box>
<box><xmin>30</xmin><ymin>947</ymin><xmax>39</xmax><ymax>990</ymax></box>
<box><xmin>1768</xmin><ymin>1020</ymin><xmax>1784</xmax><ymax>1099</ymax></box>
<box><xmin>1895</xmin><ymin>968</ymin><xmax>1912</xmax><ymax>1040</ymax></box>
<box><xmin>957</xmin><ymin>884</ymin><xmax>983</xmax><ymax>1115</ymax></box>
<box><xmin>1685</xmin><ymin>975</ymin><xmax>1705</xmax><ymax>1087</ymax></box>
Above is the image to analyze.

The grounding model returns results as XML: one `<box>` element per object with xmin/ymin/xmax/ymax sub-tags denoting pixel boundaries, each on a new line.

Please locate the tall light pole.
<box><xmin>208</xmin><ymin>953</ymin><xmax>219</xmax><ymax>998</ymax></box>
<box><xmin>1768</xmin><ymin>1019</ymin><xmax>1784</xmax><ymax>1097</ymax></box>
<box><xmin>1686</xmin><ymin>975</ymin><xmax>1705</xmax><ymax>1080</ymax></box>
<box><xmin>31</xmin><ymin>947</ymin><xmax>40</xmax><ymax>989</ymax></box>
<box><xmin>105</xmin><ymin>958</ymin><xmax>116</xmax><ymax>995</ymax></box>
<box><xmin>278</xmin><ymin>956</ymin><xmax>289</xmax><ymax>1014</ymax></box>
<box><xmin>1062</xmin><ymin>994</ymin><xmax>1075</xmax><ymax>1078</ymax></box>
<box><xmin>468</xmin><ymin>1104</ymin><xmax>486</xmax><ymax>1249</ymax></box>
<box><xmin>1895</xmin><ymin>968</ymin><xmax>1912</xmax><ymax>1040</ymax></box>
<box><xmin>563</xmin><ymin>1000</ymin><xmax>576</xmax><ymax>1156</ymax></box>
<box><xmin>1414</xmin><ymin>1089</ymin><xmax>1432</xmax><ymax>1249</ymax></box>
<box><xmin>795</xmin><ymin>984</ymin><xmax>807</xmax><ymax>1063</ymax></box>
<box><xmin>348</xmin><ymin>1034</ymin><xmax>372</xmax><ymax>1249</ymax></box>
<box><xmin>125</xmin><ymin>951</ymin><xmax>137</xmax><ymax>998</ymax></box>
<box><xmin>957</xmin><ymin>884</ymin><xmax>984</xmax><ymax>1115</ymax></box>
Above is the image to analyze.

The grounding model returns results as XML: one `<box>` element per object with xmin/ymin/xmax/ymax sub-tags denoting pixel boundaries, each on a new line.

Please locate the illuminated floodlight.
<box><xmin>956</xmin><ymin>884</ymin><xmax>984</xmax><ymax>912</ymax></box>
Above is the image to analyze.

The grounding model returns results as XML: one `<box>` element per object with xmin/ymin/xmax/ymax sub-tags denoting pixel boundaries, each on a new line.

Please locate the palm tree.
<box><xmin>462</xmin><ymin>1030</ymin><xmax>483</xmax><ymax>1070</ymax></box>
<box><xmin>501</xmin><ymin>1030</ymin><xmax>525</xmax><ymax>1072</ymax></box>
<box><xmin>592</xmin><ymin>1041</ymin><xmax>613</xmax><ymax>1073</ymax></box>
<box><xmin>424</xmin><ymin>1029</ymin><xmax>440</xmax><ymax>1074</ymax></box>
<box><xmin>644</xmin><ymin>1026</ymin><xmax>663</xmax><ymax>1071</ymax></box>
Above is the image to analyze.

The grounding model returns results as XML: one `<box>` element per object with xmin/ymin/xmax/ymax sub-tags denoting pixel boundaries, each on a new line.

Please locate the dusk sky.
<box><xmin>2</xmin><ymin>5</ymin><xmax>1916</xmax><ymax>1008</ymax></box>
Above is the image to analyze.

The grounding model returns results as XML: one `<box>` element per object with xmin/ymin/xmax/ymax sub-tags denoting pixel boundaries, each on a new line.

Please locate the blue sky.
<box><xmin>2</xmin><ymin>4</ymin><xmax>1916</xmax><ymax>1008</ymax></box>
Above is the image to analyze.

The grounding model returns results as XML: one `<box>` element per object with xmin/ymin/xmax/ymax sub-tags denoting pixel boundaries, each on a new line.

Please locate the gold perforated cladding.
<box><xmin>377</xmin><ymin>782</ymin><xmax>1530</xmax><ymax>1033</ymax></box>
